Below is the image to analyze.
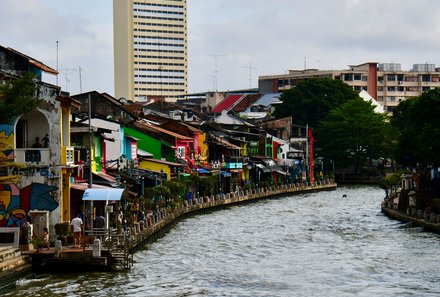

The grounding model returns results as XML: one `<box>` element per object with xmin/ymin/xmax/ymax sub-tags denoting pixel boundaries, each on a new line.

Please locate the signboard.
<box><xmin>105</xmin><ymin>205</ymin><xmax>114</xmax><ymax>213</ymax></box>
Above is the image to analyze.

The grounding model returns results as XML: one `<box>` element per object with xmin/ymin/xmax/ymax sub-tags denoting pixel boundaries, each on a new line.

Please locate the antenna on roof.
<box><xmin>56</xmin><ymin>41</ymin><xmax>59</xmax><ymax>86</ymax></box>
<box><xmin>317</xmin><ymin>59</ymin><xmax>323</xmax><ymax>69</ymax></box>
<box><xmin>59</xmin><ymin>68</ymin><xmax>77</xmax><ymax>92</ymax></box>
<box><xmin>242</xmin><ymin>61</ymin><xmax>257</xmax><ymax>92</ymax></box>
<box><xmin>78</xmin><ymin>66</ymin><xmax>83</xmax><ymax>93</ymax></box>
<box><xmin>210</xmin><ymin>54</ymin><xmax>225</xmax><ymax>91</ymax></box>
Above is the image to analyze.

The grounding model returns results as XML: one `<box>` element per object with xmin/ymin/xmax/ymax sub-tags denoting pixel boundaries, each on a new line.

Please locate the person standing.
<box><xmin>43</xmin><ymin>227</ymin><xmax>50</xmax><ymax>249</ymax></box>
<box><xmin>71</xmin><ymin>213</ymin><xmax>83</xmax><ymax>248</ymax></box>
<box><xmin>42</xmin><ymin>133</ymin><xmax>49</xmax><ymax>148</ymax></box>
<box><xmin>32</xmin><ymin>137</ymin><xmax>42</xmax><ymax>148</ymax></box>
<box><xmin>131</xmin><ymin>201</ymin><xmax>140</xmax><ymax>222</ymax></box>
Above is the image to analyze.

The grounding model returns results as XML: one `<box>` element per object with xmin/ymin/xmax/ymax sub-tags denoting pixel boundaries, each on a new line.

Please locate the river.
<box><xmin>5</xmin><ymin>185</ymin><xmax>440</xmax><ymax>296</ymax></box>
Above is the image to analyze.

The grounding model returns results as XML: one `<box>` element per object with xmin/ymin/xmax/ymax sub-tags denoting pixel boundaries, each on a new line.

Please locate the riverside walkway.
<box><xmin>30</xmin><ymin>180</ymin><xmax>337</xmax><ymax>271</ymax></box>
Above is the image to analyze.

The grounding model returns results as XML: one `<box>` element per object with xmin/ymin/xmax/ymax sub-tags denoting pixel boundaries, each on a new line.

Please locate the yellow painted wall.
<box><xmin>199</xmin><ymin>132</ymin><xmax>208</xmax><ymax>161</ymax></box>
<box><xmin>139</xmin><ymin>160</ymin><xmax>171</xmax><ymax>181</ymax></box>
<box><xmin>61</xmin><ymin>170</ymin><xmax>71</xmax><ymax>222</ymax></box>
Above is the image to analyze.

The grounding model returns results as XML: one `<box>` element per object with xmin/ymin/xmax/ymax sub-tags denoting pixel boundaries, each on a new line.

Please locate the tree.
<box><xmin>0</xmin><ymin>73</ymin><xmax>40</xmax><ymax>124</ymax></box>
<box><xmin>0</xmin><ymin>73</ymin><xmax>40</xmax><ymax>183</ymax></box>
<box><xmin>273</xmin><ymin>78</ymin><xmax>359</xmax><ymax>128</ymax></box>
<box><xmin>315</xmin><ymin>97</ymin><xmax>395</xmax><ymax>174</ymax></box>
<box><xmin>391</xmin><ymin>88</ymin><xmax>440</xmax><ymax>167</ymax></box>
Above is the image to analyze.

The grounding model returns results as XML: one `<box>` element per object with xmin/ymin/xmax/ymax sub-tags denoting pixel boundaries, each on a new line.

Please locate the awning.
<box><xmin>255</xmin><ymin>163</ymin><xmax>271</xmax><ymax>173</ymax></box>
<box><xmin>275</xmin><ymin>170</ymin><xmax>288</xmax><ymax>175</ymax></box>
<box><xmin>138</xmin><ymin>149</ymin><xmax>154</xmax><ymax>157</ymax></box>
<box><xmin>197</xmin><ymin>168</ymin><xmax>210</xmax><ymax>174</ymax></box>
<box><xmin>82</xmin><ymin>188</ymin><xmax>125</xmax><ymax>201</ymax></box>
<box><xmin>221</xmin><ymin>171</ymin><xmax>231</xmax><ymax>177</ymax></box>
<box><xmin>93</xmin><ymin>172</ymin><xmax>117</xmax><ymax>184</ymax></box>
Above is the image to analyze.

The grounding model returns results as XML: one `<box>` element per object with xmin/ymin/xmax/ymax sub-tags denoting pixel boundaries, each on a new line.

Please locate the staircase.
<box><xmin>0</xmin><ymin>245</ymin><xmax>31</xmax><ymax>292</ymax></box>
<box><xmin>0</xmin><ymin>245</ymin><xmax>29</xmax><ymax>273</ymax></box>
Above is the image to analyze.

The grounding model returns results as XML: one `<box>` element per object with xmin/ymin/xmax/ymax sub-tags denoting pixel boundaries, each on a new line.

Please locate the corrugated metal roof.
<box><xmin>251</xmin><ymin>93</ymin><xmax>282</xmax><ymax>109</ymax></box>
<box><xmin>134</xmin><ymin>120</ymin><xmax>193</xmax><ymax>141</ymax></box>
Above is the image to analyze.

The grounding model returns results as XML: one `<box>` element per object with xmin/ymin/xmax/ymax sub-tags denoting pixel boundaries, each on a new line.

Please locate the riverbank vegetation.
<box><xmin>274</xmin><ymin>79</ymin><xmax>440</xmax><ymax>187</ymax></box>
<box><xmin>274</xmin><ymin>78</ymin><xmax>396</xmax><ymax>179</ymax></box>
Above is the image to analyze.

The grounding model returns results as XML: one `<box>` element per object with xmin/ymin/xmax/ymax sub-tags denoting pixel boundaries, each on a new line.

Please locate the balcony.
<box><xmin>225</xmin><ymin>156</ymin><xmax>249</xmax><ymax>164</ymax></box>
<box><xmin>15</xmin><ymin>148</ymin><xmax>50</xmax><ymax>166</ymax></box>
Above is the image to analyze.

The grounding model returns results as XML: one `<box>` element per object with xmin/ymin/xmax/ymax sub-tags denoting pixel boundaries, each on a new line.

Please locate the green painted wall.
<box><xmin>125</xmin><ymin>127</ymin><xmax>166</xmax><ymax>160</ymax></box>
<box><xmin>94</xmin><ymin>135</ymin><xmax>103</xmax><ymax>172</ymax></box>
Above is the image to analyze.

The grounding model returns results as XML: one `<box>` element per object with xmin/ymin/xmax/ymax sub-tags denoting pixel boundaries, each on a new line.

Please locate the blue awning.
<box><xmin>221</xmin><ymin>171</ymin><xmax>231</xmax><ymax>177</ymax></box>
<box><xmin>82</xmin><ymin>188</ymin><xmax>125</xmax><ymax>201</ymax></box>
<box><xmin>197</xmin><ymin>168</ymin><xmax>210</xmax><ymax>174</ymax></box>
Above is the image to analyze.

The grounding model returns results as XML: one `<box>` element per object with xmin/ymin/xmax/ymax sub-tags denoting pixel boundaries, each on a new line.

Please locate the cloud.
<box><xmin>1</xmin><ymin>0</ymin><xmax>440</xmax><ymax>96</ymax></box>
<box><xmin>0</xmin><ymin>0</ymin><xmax>113</xmax><ymax>95</ymax></box>
<box><xmin>188</xmin><ymin>0</ymin><xmax>440</xmax><ymax>92</ymax></box>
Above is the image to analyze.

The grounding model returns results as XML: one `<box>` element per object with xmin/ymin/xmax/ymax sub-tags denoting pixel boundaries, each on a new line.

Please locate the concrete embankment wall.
<box><xmin>129</xmin><ymin>181</ymin><xmax>337</xmax><ymax>252</ymax></box>
<box><xmin>381</xmin><ymin>205</ymin><xmax>440</xmax><ymax>234</ymax></box>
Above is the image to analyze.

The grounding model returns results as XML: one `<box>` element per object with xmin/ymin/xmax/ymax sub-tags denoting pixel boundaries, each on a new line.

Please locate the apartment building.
<box><xmin>113</xmin><ymin>0</ymin><xmax>188</xmax><ymax>102</ymax></box>
<box><xmin>259</xmin><ymin>62</ymin><xmax>440</xmax><ymax>112</ymax></box>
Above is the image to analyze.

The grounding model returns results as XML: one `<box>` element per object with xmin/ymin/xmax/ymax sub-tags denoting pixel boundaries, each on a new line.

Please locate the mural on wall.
<box><xmin>0</xmin><ymin>125</ymin><xmax>15</xmax><ymax>160</ymax></box>
<box><xmin>0</xmin><ymin>183</ymin><xmax>58</xmax><ymax>227</ymax></box>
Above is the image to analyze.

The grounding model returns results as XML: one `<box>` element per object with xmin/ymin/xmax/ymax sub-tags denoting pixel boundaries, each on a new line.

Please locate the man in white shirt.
<box><xmin>70</xmin><ymin>214</ymin><xmax>83</xmax><ymax>248</ymax></box>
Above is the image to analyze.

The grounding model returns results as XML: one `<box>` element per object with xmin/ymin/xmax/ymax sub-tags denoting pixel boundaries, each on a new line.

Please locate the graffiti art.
<box><xmin>0</xmin><ymin>183</ymin><xmax>58</xmax><ymax>227</ymax></box>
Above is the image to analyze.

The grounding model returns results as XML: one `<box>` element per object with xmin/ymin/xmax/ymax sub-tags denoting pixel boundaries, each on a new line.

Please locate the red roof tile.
<box><xmin>232</xmin><ymin>94</ymin><xmax>262</xmax><ymax>112</ymax></box>
<box><xmin>211</xmin><ymin>94</ymin><xmax>244</xmax><ymax>113</ymax></box>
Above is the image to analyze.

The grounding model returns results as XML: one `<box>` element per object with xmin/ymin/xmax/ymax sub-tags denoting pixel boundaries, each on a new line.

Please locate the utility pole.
<box><xmin>88</xmin><ymin>93</ymin><xmax>94</xmax><ymax>241</ymax></box>
<box><xmin>242</xmin><ymin>61</ymin><xmax>257</xmax><ymax>91</ymax></box>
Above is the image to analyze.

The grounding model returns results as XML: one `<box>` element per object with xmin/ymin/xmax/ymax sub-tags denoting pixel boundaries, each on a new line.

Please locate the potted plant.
<box><xmin>54</xmin><ymin>221</ymin><xmax>71</xmax><ymax>244</ymax></box>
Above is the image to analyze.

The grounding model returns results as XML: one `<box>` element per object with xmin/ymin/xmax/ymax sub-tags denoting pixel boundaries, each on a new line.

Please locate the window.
<box><xmin>176</xmin><ymin>146</ymin><xmax>185</xmax><ymax>159</ymax></box>
<box><xmin>344</xmin><ymin>74</ymin><xmax>353</xmax><ymax>81</ymax></box>
<box><xmin>387</xmin><ymin>74</ymin><xmax>396</xmax><ymax>81</ymax></box>
<box><xmin>387</xmin><ymin>106</ymin><xmax>396</xmax><ymax>112</ymax></box>
<box><xmin>387</xmin><ymin>86</ymin><xmax>396</xmax><ymax>92</ymax></box>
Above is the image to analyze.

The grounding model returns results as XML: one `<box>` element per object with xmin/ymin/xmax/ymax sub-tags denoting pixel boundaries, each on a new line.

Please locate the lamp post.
<box><xmin>216</xmin><ymin>161</ymin><xmax>222</xmax><ymax>196</ymax></box>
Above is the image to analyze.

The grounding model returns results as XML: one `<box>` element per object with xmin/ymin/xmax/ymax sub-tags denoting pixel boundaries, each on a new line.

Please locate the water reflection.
<box><xmin>6</xmin><ymin>185</ymin><xmax>440</xmax><ymax>296</ymax></box>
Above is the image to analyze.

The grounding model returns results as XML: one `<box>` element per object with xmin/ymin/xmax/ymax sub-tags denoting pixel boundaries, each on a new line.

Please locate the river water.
<box><xmin>5</xmin><ymin>185</ymin><xmax>440</xmax><ymax>296</ymax></box>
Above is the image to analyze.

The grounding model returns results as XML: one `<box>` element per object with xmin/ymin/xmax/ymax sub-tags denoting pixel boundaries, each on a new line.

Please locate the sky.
<box><xmin>1</xmin><ymin>0</ymin><xmax>440</xmax><ymax>97</ymax></box>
